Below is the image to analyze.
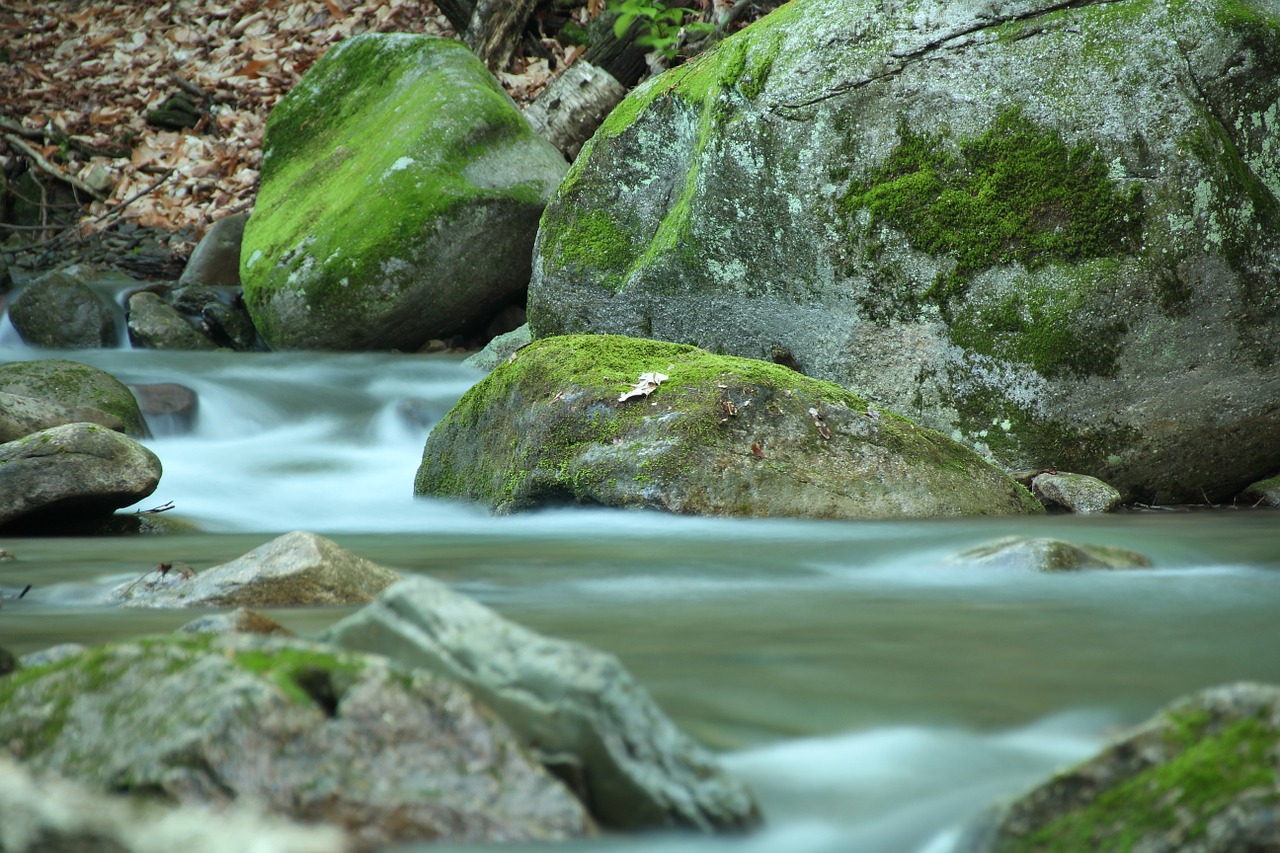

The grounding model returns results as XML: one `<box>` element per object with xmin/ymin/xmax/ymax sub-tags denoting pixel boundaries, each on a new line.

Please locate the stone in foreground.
<box><xmin>240</xmin><ymin>33</ymin><xmax>567</xmax><ymax>350</ymax></box>
<box><xmin>953</xmin><ymin>536</ymin><xmax>1152</xmax><ymax>572</ymax></box>
<box><xmin>959</xmin><ymin>682</ymin><xmax>1280</xmax><ymax>852</ymax></box>
<box><xmin>416</xmin><ymin>335</ymin><xmax>1042</xmax><ymax>518</ymax></box>
<box><xmin>0</xmin><ymin>633</ymin><xmax>592</xmax><ymax>849</ymax></box>
<box><xmin>323</xmin><ymin>575</ymin><xmax>760</xmax><ymax>832</ymax></box>
<box><xmin>109</xmin><ymin>530</ymin><xmax>401</xmax><ymax>607</ymax></box>
<box><xmin>0</xmin><ymin>359</ymin><xmax>147</xmax><ymax>436</ymax></box>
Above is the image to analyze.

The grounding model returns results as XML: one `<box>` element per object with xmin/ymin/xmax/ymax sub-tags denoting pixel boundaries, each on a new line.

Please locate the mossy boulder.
<box><xmin>0</xmin><ymin>359</ymin><xmax>147</xmax><ymax>437</ymax></box>
<box><xmin>415</xmin><ymin>334</ymin><xmax>1042</xmax><ymax>518</ymax></box>
<box><xmin>8</xmin><ymin>268</ymin><xmax>117</xmax><ymax>349</ymax></box>
<box><xmin>961</xmin><ymin>682</ymin><xmax>1280</xmax><ymax>852</ymax></box>
<box><xmin>0</xmin><ymin>633</ymin><xmax>593</xmax><ymax>847</ymax></box>
<box><xmin>240</xmin><ymin>33</ymin><xmax>568</xmax><ymax>351</ymax></box>
<box><xmin>528</xmin><ymin>0</ymin><xmax>1280</xmax><ymax>504</ymax></box>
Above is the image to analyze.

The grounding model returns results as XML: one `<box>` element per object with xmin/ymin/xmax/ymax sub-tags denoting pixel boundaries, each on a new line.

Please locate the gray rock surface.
<box><xmin>417</xmin><ymin>334</ymin><xmax>1043</xmax><ymax>518</ymax></box>
<box><xmin>0</xmin><ymin>633</ymin><xmax>592</xmax><ymax>850</ymax></box>
<box><xmin>0</xmin><ymin>423</ymin><xmax>162</xmax><ymax>529</ymax></box>
<box><xmin>179</xmin><ymin>212</ymin><xmax>247</xmax><ymax>288</ymax></box>
<box><xmin>126</xmin><ymin>291</ymin><xmax>217</xmax><ymax>350</ymax></box>
<box><xmin>528</xmin><ymin>0</ymin><xmax>1280</xmax><ymax>505</ymax></box>
<box><xmin>240</xmin><ymin>33</ymin><xmax>568</xmax><ymax>350</ymax></box>
<box><xmin>0</xmin><ymin>389</ymin><xmax>125</xmax><ymax>442</ymax></box>
<box><xmin>324</xmin><ymin>576</ymin><xmax>761</xmax><ymax>832</ymax></box>
<box><xmin>178</xmin><ymin>607</ymin><xmax>295</xmax><ymax>636</ymax></box>
<box><xmin>0</xmin><ymin>358</ymin><xmax>148</xmax><ymax>436</ymax></box>
<box><xmin>8</xmin><ymin>267</ymin><xmax>117</xmax><ymax>348</ymax></box>
<box><xmin>461</xmin><ymin>322</ymin><xmax>531</xmax><ymax>372</ymax></box>
<box><xmin>1031</xmin><ymin>472</ymin><xmax>1123</xmax><ymax>514</ymax></box>
<box><xmin>128</xmin><ymin>382</ymin><xmax>199</xmax><ymax>434</ymax></box>
<box><xmin>953</xmin><ymin>536</ymin><xmax>1152</xmax><ymax>572</ymax></box>
<box><xmin>959</xmin><ymin>682</ymin><xmax>1280</xmax><ymax>852</ymax></box>
<box><xmin>0</xmin><ymin>753</ymin><xmax>347</xmax><ymax>853</ymax></box>
<box><xmin>108</xmin><ymin>530</ymin><xmax>402</xmax><ymax>608</ymax></box>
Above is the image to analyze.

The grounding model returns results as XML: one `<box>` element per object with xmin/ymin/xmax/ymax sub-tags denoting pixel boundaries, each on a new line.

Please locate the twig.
<box><xmin>2</xmin><ymin>132</ymin><xmax>106</xmax><ymax>200</ymax></box>
<box><xmin>0</xmin><ymin>116</ymin><xmax>44</xmax><ymax>140</ymax></box>
<box><xmin>135</xmin><ymin>500</ymin><xmax>176</xmax><ymax>514</ymax></box>
<box><xmin>17</xmin><ymin>585</ymin><xmax>30</xmax><ymax>600</ymax></box>
<box><xmin>87</xmin><ymin>167</ymin><xmax>177</xmax><ymax>225</ymax></box>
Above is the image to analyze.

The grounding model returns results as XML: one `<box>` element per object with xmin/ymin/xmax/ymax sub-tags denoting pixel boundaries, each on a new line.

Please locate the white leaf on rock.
<box><xmin>618</xmin><ymin>371</ymin><xmax>668</xmax><ymax>402</ymax></box>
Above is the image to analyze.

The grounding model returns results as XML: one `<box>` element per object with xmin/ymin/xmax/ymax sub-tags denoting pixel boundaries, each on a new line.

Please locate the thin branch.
<box><xmin>2</xmin><ymin>133</ymin><xmax>106</xmax><ymax>200</ymax></box>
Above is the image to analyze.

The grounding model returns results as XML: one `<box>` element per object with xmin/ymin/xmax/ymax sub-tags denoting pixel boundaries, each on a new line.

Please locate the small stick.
<box><xmin>17</xmin><ymin>585</ymin><xmax>30</xmax><ymax>600</ymax></box>
<box><xmin>3</xmin><ymin>133</ymin><xmax>106</xmax><ymax>200</ymax></box>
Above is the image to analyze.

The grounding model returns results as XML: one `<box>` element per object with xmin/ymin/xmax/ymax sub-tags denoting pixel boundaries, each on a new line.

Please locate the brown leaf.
<box><xmin>751</xmin><ymin>442</ymin><xmax>765</xmax><ymax>459</ymax></box>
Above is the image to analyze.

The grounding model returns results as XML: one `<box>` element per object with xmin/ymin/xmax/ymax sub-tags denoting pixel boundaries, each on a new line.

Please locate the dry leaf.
<box><xmin>619</xmin><ymin>371</ymin><xmax>668</xmax><ymax>402</ymax></box>
<box><xmin>751</xmin><ymin>441</ymin><xmax>765</xmax><ymax>459</ymax></box>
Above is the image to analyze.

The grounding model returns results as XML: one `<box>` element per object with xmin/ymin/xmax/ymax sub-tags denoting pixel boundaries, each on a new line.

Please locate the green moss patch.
<box><xmin>842</xmin><ymin>108</ymin><xmax>1144</xmax><ymax>299</ymax></box>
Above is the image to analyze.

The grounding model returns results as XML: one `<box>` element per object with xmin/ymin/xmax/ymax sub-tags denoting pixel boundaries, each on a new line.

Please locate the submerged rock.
<box><xmin>416</xmin><ymin>334</ymin><xmax>1043</xmax><ymax>518</ymax></box>
<box><xmin>960</xmin><ymin>682</ymin><xmax>1280</xmax><ymax>852</ymax></box>
<box><xmin>528</xmin><ymin>0</ymin><xmax>1280</xmax><ymax>504</ymax></box>
<box><xmin>0</xmin><ymin>753</ymin><xmax>347</xmax><ymax>853</ymax></box>
<box><xmin>0</xmin><ymin>633</ymin><xmax>592</xmax><ymax>849</ymax></box>
<box><xmin>240</xmin><ymin>33</ymin><xmax>567</xmax><ymax>350</ymax></box>
<box><xmin>1031</xmin><ymin>472</ymin><xmax>1123</xmax><ymax>514</ymax></box>
<box><xmin>0</xmin><ymin>423</ymin><xmax>162</xmax><ymax>530</ymax></box>
<box><xmin>108</xmin><ymin>530</ymin><xmax>401</xmax><ymax>607</ymax></box>
<box><xmin>8</xmin><ymin>267</ymin><xmax>116</xmax><ymax>348</ymax></box>
<box><xmin>0</xmin><ymin>359</ymin><xmax>147</xmax><ymax>436</ymax></box>
<box><xmin>954</xmin><ymin>536</ymin><xmax>1152</xmax><ymax>572</ymax></box>
<box><xmin>323</xmin><ymin>575</ymin><xmax>761</xmax><ymax>832</ymax></box>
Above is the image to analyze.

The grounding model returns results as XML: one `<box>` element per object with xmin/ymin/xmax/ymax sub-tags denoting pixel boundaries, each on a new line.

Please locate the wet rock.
<box><xmin>395</xmin><ymin>397</ymin><xmax>452</xmax><ymax>432</ymax></box>
<box><xmin>417</xmin><ymin>334</ymin><xmax>1043</xmax><ymax>519</ymax></box>
<box><xmin>0</xmin><ymin>423</ymin><xmax>162</xmax><ymax>530</ymax></box>
<box><xmin>0</xmin><ymin>753</ymin><xmax>348</xmax><ymax>853</ymax></box>
<box><xmin>1243</xmin><ymin>473</ymin><xmax>1280</xmax><ymax>508</ymax></box>
<box><xmin>1031</xmin><ymin>472</ymin><xmax>1123</xmax><ymax>514</ymax></box>
<box><xmin>240</xmin><ymin>34</ymin><xmax>567</xmax><ymax>350</ymax></box>
<box><xmin>462</xmin><ymin>322</ymin><xmax>531</xmax><ymax>372</ymax></box>
<box><xmin>954</xmin><ymin>536</ymin><xmax>1152</xmax><ymax>572</ymax></box>
<box><xmin>528</xmin><ymin>0</ymin><xmax>1280</xmax><ymax>505</ymax></box>
<box><xmin>8</xmin><ymin>267</ymin><xmax>118</xmax><ymax>348</ymax></box>
<box><xmin>128</xmin><ymin>382</ymin><xmax>198</xmax><ymax>434</ymax></box>
<box><xmin>168</xmin><ymin>283</ymin><xmax>224</xmax><ymax>315</ymax></box>
<box><xmin>959</xmin><ymin>682</ymin><xmax>1280</xmax><ymax>852</ymax></box>
<box><xmin>127</xmin><ymin>290</ymin><xmax>217</xmax><ymax>350</ymax></box>
<box><xmin>324</xmin><ymin>575</ymin><xmax>762</xmax><ymax>832</ymax></box>
<box><xmin>0</xmin><ymin>359</ymin><xmax>148</xmax><ymax>437</ymax></box>
<box><xmin>178</xmin><ymin>607</ymin><xmax>295</xmax><ymax>636</ymax></box>
<box><xmin>200</xmin><ymin>300</ymin><xmax>260</xmax><ymax>351</ymax></box>
<box><xmin>108</xmin><ymin>530</ymin><xmax>402</xmax><ymax>608</ymax></box>
<box><xmin>0</xmin><ymin>633</ymin><xmax>590</xmax><ymax>849</ymax></box>
<box><xmin>179</xmin><ymin>212</ymin><xmax>247</xmax><ymax>288</ymax></box>
<box><xmin>0</xmin><ymin>389</ymin><xmax>125</xmax><ymax>442</ymax></box>
<box><xmin>18</xmin><ymin>643</ymin><xmax>87</xmax><ymax>668</ymax></box>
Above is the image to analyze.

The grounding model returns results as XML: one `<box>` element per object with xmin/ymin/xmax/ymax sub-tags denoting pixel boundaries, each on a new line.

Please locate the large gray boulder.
<box><xmin>241</xmin><ymin>33</ymin><xmax>568</xmax><ymax>350</ymax></box>
<box><xmin>0</xmin><ymin>390</ymin><xmax>125</xmax><ymax>442</ymax></box>
<box><xmin>0</xmin><ymin>633</ymin><xmax>592</xmax><ymax>849</ymax></box>
<box><xmin>0</xmin><ymin>359</ymin><xmax>147</xmax><ymax>436</ymax></box>
<box><xmin>0</xmin><ymin>423</ymin><xmax>162</xmax><ymax>529</ymax></box>
<box><xmin>528</xmin><ymin>0</ymin><xmax>1280</xmax><ymax>504</ymax></box>
<box><xmin>8</xmin><ymin>267</ymin><xmax>117</xmax><ymax>348</ymax></box>
<box><xmin>109</xmin><ymin>530</ymin><xmax>402</xmax><ymax>608</ymax></box>
<box><xmin>960</xmin><ymin>682</ymin><xmax>1280</xmax><ymax>852</ymax></box>
<box><xmin>416</xmin><ymin>334</ymin><xmax>1043</xmax><ymax>518</ymax></box>
<box><xmin>180</xmin><ymin>212</ymin><xmax>247</xmax><ymax>289</ymax></box>
<box><xmin>0</xmin><ymin>753</ymin><xmax>346</xmax><ymax>853</ymax></box>
<box><xmin>324</xmin><ymin>575</ymin><xmax>761</xmax><ymax>832</ymax></box>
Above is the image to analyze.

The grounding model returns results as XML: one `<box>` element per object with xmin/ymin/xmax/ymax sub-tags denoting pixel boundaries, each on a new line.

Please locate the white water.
<box><xmin>2</xmin><ymin>344</ymin><xmax>1278</xmax><ymax>853</ymax></box>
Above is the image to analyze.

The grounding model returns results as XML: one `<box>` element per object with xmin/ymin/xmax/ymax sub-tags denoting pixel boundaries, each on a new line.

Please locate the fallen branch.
<box><xmin>2</xmin><ymin>132</ymin><xmax>106</xmax><ymax>200</ymax></box>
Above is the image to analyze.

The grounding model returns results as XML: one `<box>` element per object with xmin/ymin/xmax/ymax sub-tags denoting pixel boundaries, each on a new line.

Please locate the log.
<box><xmin>465</xmin><ymin>0</ymin><xmax>539</xmax><ymax>71</ymax></box>
<box><xmin>524</xmin><ymin>61</ymin><xmax>626</xmax><ymax>160</ymax></box>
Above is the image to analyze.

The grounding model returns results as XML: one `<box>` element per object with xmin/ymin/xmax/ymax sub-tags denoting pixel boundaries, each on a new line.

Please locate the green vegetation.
<box><xmin>842</xmin><ymin>108</ymin><xmax>1145</xmax><ymax>300</ymax></box>
<box><xmin>609</xmin><ymin>0</ymin><xmax>712</xmax><ymax>59</ymax></box>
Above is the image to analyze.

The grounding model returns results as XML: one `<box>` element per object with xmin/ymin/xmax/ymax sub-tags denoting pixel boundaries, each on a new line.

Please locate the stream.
<box><xmin>1</xmin><ymin>340</ymin><xmax>1278</xmax><ymax>852</ymax></box>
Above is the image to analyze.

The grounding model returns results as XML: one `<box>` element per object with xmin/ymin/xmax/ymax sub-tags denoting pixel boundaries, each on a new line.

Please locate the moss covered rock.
<box><xmin>416</xmin><ymin>334</ymin><xmax>1042</xmax><ymax>518</ymax></box>
<box><xmin>0</xmin><ymin>633</ymin><xmax>593</xmax><ymax>847</ymax></box>
<box><xmin>0</xmin><ymin>359</ymin><xmax>147</xmax><ymax>437</ymax></box>
<box><xmin>241</xmin><ymin>33</ymin><xmax>567</xmax><ymax>351</ymax></box>
<box><xmin>962</xmin><ymin>682</ymin><xmax>1280</xmax><ymax>852</ymax></box>
<box><xmin>528</xmin><ymin>0</ymin><xmax>1280</xmax><ymax>504</ymax></box>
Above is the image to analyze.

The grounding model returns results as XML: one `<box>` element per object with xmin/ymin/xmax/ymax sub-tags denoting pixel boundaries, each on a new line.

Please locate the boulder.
<box><xmin>0</xmin><ymin>753</ymin><xmax>347</xmax><ymax>853</ymax></box>
<box><xmin>0</xmin><ymin>423</ymin><xmax>162</xmax><ymax>529</ymax></box>
<box><xmin>527</xmin><ymin>0</ymin><xmax>1280</xmax><ymax>505</ymax></box>
<box><xmin>108</xmin><ymin>530</ymin><xmax>402</xmax><ymax>607</ymax></box>
<box><xmin>0</xmin><ymin>633</ymin><xmax>592</xmax><ymax>849</ymax></box>
<box><xmin>461</xmin><ymin>322</ymin><xmax>531</xmax><ymax>372</ymax></box>
<box><xmin>240</xmin><ymin>33</ymin><xmax>568</xmax><ymax>350</ymax></box>
<box><xmin>8</xmin><ymin>267</ymin><xmax>117</xmax><ymax>348</ymax></box>
<box><xmin>1243</xmin><ymin>473</ymin><xmax>1280</xmax><ymax>507</ymax></box>
<box><xmin>0</xmin><ymin>359</ymin><xmax>147</xmax><ymax>436</ymax></box>
<box><xmin>178</xmin><ymin>607</ymin><xmax>294</xmax><ymax>636</ymax></box>
<box><xmin>960</xmin><ymin>682</ymin><xmax>1280</xmax><ymax>852</ymax></box>
<box><xmin>126</xmin><ymin>291</ymin><xmax>217</xmax><ymax>350</ymax></box>
<box><xmin>323</xmin><ymin>575</ymin><xmax>760</xmax><ymax>832</ymax></box>
<box><xmin>953</xmin><ymin>536</ymin><xmax>1152</xmax><ymax>572</ymax></box>
<box><xmin>1031</xmin><ymin>472</ymin><xmax>1123</xmax><ymax>514</ymax></box>
<box><xmin>179</xmin><ymin>212</ymin><xmax>248</xmax><ymax>289</ymax></box>
<box><xmin>0</xmin><ymin>389</ymin><xmax>125</xmax><ymax>442</ymax></box>
<box><xmin>416</xmin><ymin>334</ymin><xmax>1043</xmax><ymax>518</ymax></box>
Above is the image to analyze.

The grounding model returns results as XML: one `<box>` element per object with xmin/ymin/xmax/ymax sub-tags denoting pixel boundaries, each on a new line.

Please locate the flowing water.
<box><xmin>1</xmin><ymin>337</ymin><xmax>1278</xmax><ymax>852</ymax></box>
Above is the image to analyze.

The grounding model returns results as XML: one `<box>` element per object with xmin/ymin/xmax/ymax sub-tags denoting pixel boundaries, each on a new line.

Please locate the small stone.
<box><xmin>1031</xmin><ymin>471</ymin><xmax>1123</xmax><ymax>513</ymax></box>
